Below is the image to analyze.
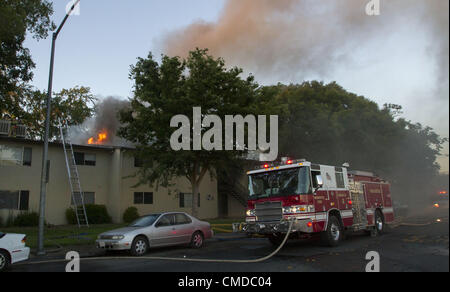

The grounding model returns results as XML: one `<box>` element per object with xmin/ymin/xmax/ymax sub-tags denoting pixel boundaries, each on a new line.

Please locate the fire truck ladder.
<box><xmin>59</xmin><ymin>120</ymin><xmax>89</xmax><ymax>228</ymax></box>
<box><xmin>349</xmin><ymin>180</ymin><xmax>368</xmax><ymax>230</ymax></box>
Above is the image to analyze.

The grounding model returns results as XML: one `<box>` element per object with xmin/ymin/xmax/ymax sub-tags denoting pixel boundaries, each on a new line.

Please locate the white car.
<box><xmin>0</xmin><ymin>232</ymin><xmax>30</xmax><ymax>272</ymax></box>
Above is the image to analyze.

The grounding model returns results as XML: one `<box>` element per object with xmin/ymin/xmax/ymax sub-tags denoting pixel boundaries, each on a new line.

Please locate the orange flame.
<box><xmin>87</xmin><ymin>130</ymin><xmax>108</xmax><ymax>145</ymax></box>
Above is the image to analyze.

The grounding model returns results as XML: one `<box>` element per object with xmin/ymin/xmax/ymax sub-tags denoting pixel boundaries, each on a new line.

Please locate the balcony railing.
<box><xmin>0</xmin><ymin>120</ymin><xmax>27</xmax><ymax>138</ymax></box>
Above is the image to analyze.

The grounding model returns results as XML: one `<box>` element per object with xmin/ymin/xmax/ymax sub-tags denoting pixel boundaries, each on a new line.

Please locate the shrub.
<box><xmin>0</xmin><ymin>215</ymin><xmax>3</xmax><ymax>227</ymax></box>
<box><xmin>6</xmin><ymin>216</ymin><xmax>14</xmax><ymax>227</ymax></box>
<box><xmin>12</xmin><ymin>212</ymin><xmax>40</xmax><ymax>227</ymax></box>
<box><xmin>66</xmin><ymin>208</ymin><xmax>77</xmax><ymax>225</ymax></box>
<box><xmin>123</xmin><ymin>207</ymin><xmax>140</xmax><ymax>223</ymax></box>
<box><xmin>66</xmin><ymin>204</ymin><xmax>112</xmax><ymax>225</ymax></box>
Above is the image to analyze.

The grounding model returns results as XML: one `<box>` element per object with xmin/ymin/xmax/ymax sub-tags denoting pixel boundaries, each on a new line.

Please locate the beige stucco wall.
<box><xmin>0</xmin><ymin>139</ymin><xmax>218</xmax><ymax>225</ymax></box>
<box><xmin>119</xmin><ymin>151</ymin><xmax>219</xmax><ymax>221</ymax></box>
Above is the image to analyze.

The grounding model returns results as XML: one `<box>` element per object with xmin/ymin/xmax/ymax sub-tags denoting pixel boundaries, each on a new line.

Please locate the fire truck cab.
<box><xmin>241</xmin><ymin>158</ymin><xmax>395</xmax><ymax>246</ymax></box>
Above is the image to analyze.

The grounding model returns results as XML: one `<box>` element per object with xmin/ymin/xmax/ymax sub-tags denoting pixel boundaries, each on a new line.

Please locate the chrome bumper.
<box><xmin>234</xmin><ymin>218</ymin><xmax>314</xmax><ymax>234</ymax></box>
<box><xmin>96</xmin><ymin>239</ymin><xmax>131</xmax><ymax>250</ymax></box>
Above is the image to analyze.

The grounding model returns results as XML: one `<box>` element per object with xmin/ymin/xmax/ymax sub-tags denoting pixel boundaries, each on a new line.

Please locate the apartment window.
<box><xmin>335</xmin><ymin>172</ymin><xmax>345</xmax><ymax>189</ymax></box>
<box><xmin>0</xmin><ymin>145</ymin><xmax>32</xmax><ymax>166</ymax></box>
<box><xmin>71</xmin><ymin>192</ymin><xmax>95</xmax><ymax>205</ymax></box>
<box><xmin>134</xmin><ymin>192</ymin><xmax>153</xmax><ymax>205</ymax></box>
<box><xmin>19</xmin><ymin>191</ymin><xmax>29</xmax><ymax>210</ymax></box>
<box><xmin>179</xmin><ymin>193</ymin><xmax>200</xmax><ymax>208</ymax></box>
<box><xmin>0</xmin><ymin>190</ymin><xmax>29</xmax><ymax>210</ymax></box>
<box><xmin>134</xmin><ymin>157</ymin><xmax>143</xmax><ymax>168</ymax></box>
<box><xmin>74</xmin><ymin>152</ymin><xmax>96</xmax><ymax>166</ymax></box>
<box><xmin>23</xmin><ymin>148</ymin><xmax>32</xmax><ymax>166</ymax></box>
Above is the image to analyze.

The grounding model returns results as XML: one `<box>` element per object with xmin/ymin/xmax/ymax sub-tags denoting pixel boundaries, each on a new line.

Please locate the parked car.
<box><xmin>96</xmin><ymin>212</ymin><xmax>214</xmax><ymax>256</ymax></box>
<box><xmin>0</xmin><ymin>232</ymin><xmax>30</xmax><ymax>272</ymax></box>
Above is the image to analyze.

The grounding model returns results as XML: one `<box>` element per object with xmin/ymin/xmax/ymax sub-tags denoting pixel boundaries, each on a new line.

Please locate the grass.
<box><xmin>0</xmin><ymin>218</ymin><xmax>245</xmax><ymax>249</ymax></box>
<box><xmin>206</xmin><ymin>218</ymin><xmax>244</xmax><ymax>225</ymax></box>
<box><xmin>206</xmin><ymin>218</ymin><xmax>244</xmax><ymax>233</ymax></box>
<box><xmin>1</xmin><ymin>224</ymin><xmax>126</xmax><ymax>249</ymax></box>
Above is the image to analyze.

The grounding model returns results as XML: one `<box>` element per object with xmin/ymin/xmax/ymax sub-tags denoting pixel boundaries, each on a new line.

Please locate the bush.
<box><xmin>0</xmin><ymin>215</ymin><xmax>3</xmax><ymax>227</ymax></box>
<box><xmin>123</xmin><ymin>207</ymin><xmax>140</xmax><ymax>223</ymax></box>
<box><xmin>66</xmin><ymin>205</ymin><xmax>112</xmax><ymax>225</ymax></box>
<box><xmin>66</xmin><ymin>208</ymin><xmax>77</xmax><ymax>225</ymax></box>
<box><xmin>11</xmin><ymin>212</ymin><xmax>40</xmax><ymax>227</ymax></box>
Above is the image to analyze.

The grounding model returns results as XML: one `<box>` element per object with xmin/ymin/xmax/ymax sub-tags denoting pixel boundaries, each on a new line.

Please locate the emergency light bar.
<box><xmin>258</xmin><ymin>158</ymin><xmax>306</xmax><ymax>169</ymax></box>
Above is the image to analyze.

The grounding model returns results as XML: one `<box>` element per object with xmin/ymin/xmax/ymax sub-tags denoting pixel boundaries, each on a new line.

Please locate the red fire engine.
<box><xmin>241</xmin><ymin>158</ymin><xmax>395</xmax><ymax>246</ymax></box>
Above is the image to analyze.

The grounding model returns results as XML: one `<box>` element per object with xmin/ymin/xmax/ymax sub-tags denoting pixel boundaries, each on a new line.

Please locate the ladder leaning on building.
<box><xmin>59</xmin><ymin>120</ymin><xmax>89</xmax><ymax>228</ymax></box>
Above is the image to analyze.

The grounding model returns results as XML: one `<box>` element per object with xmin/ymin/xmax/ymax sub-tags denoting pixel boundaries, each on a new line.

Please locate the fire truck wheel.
<box><xmin>321</xmin><ymin>216</ymin><xmax>342</xmax><ymax>247</ymax></box>
<box><xmin>374</xmin><ymin>210</ymin><xmax>384</xmax><ymax>235</ymax></box>
<box><xmin>268</xmin><ymin>234</ymin><xmax>284</xmax><ymax>246</ymax></box>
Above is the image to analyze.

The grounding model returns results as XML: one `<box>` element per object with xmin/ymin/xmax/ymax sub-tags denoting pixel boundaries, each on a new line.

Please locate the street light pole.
<box><xmin>37</xmin><ymin>0</ymin><xmax>81</xmax><ymax>256</ymax></box>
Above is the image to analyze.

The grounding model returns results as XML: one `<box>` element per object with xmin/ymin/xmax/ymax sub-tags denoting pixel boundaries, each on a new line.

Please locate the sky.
<box><xmin>24</xmin><ymin>0</ymin><xmax>449</xmax><ymax>173</ymax></box>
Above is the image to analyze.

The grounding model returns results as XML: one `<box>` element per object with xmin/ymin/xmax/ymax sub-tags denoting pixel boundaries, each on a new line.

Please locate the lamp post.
<box><xmin>37</xmin><ymin>0</ymin><xmax>81</xmax><ymax>256</ymax></box>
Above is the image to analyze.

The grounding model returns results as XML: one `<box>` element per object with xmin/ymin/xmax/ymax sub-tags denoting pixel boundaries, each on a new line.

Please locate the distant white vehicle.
<box><xmin>0</xmin><ymin>232</ymin><xmax>30</xmax><ymax>272</ymax></box>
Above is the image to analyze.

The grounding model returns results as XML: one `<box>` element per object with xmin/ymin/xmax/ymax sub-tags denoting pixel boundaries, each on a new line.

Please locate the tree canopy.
<box><xmin>0</xmin><ymin>0</ymin><xmax>54</xmax><ymax>118</ymax></box>
<box><xmin>256</xmin><ymin>81</ymin><xmax>447</xmax><ymax>205</ymax></box>
<box><xmin>119</xmin><ymin>49</ymin><xmax>259</xmax><ymax>216</ymax></box>
<box><xmin>23</xmin><ymin>86</ymin><xmax>97</xmax><ymax>140</ymax></box>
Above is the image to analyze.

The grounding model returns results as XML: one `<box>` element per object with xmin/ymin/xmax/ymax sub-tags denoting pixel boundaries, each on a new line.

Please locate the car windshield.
<box><xmin>129</xmin><ymin>214</ymin><xmax>161</xmax><ymax>227</ymax></box>
<box><xmin>248</xmin><ymin>166</ymin><xmax>311</xmax><ymax>199</ymax></box>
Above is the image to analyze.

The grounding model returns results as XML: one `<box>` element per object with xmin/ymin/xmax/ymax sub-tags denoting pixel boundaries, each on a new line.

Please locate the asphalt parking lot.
<box><xmin>10</xmin><ymin>205</ymin><xmax>449</xmax><ymax>272</ymax></box>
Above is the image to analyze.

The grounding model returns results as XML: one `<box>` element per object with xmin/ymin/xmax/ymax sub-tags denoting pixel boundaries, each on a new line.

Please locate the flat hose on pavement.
<box><xmin>19</xmin><ymin>220</ymin><xmax>295</xmax><ymax>265</ymax></box>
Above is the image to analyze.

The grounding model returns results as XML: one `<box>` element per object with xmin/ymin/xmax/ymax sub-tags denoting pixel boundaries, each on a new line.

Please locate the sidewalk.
<box><xmin>28</xmin><ymin>244</ymin><xmax>104</xmax><ymax>263</ymax></box>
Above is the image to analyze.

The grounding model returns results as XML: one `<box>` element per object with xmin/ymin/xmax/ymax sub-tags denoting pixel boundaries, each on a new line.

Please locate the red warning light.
<box><xmin>287</xmin><ymin>160</ymin><xmax>293</xmax><ymax>165</ymax></box>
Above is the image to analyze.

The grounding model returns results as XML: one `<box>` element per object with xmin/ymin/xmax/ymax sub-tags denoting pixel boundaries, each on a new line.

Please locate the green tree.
<box><xmin>0</xmin><ymin>0</ymin><xmax>54</xmax><ymax>117</ymax></box>
<box><xmin>119</xmin><ymin>49</ymin><xmax>258</xmax><ymax>217</ymax></box>
<box><xmin>256</xmin><ymin>81</ymin><xmax>447</xmax><ymax>205</ymax></box>
<box><xmin>23</xmin><ymin>86</ymin><xmax>97</xmax><ymax>140</ymax></box>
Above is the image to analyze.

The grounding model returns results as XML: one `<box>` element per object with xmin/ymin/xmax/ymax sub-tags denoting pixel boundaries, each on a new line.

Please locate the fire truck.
<box><xmin>241</xmin><ymin>158</ymin><xmax>395</xmax><ymax>246</ymax></box>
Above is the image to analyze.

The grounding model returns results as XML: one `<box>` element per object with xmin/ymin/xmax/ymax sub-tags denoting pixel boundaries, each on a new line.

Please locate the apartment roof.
<box><xmin>0</xmin><ymin>136</ymin><xmax>135</xmax><ymax>152</ymax></box>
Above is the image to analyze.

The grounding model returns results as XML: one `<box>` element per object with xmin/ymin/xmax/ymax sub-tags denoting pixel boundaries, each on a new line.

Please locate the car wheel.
<box><xmin>374</xmin><ymin>210</ymin><xmax>384</xmax><ymax>235</ymax></box>
<box><xmin>0</xmin><ymin>250</ymin><xmax>10</xmax><ymax>272</ymax></box>
<box><xmin>190</xmin><ymin>231</ymin><xmax>204</xmax><ymax>249</ymax></box>
<box><xmin>321</xmin><ymin>215</ymin><xmax>342</xmax><ymax>247</ymax></box>
<box><xmin>130</xmin><ymin>236</ymin><xmax>149</xmax><ymax>256</ymax></box>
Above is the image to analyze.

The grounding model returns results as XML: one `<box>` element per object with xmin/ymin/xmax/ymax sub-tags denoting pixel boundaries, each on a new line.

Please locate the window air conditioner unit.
<box><xmin>0</xmin><ymin>120</ymin><xmax>11</xmax><ymax>136</ymax></box>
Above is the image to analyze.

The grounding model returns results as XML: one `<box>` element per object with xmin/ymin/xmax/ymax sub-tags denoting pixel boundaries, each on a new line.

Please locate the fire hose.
<box><xmin>19</xmin><ymin>220</ymin><xmax>295</xmax><ymax>266</ymax></box>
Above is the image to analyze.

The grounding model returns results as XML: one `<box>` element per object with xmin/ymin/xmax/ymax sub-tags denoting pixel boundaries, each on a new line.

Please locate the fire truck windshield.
<box><xmin>248</xmin><ymin>166</ymin><xmax>311</xmax><ymax>199</ymax></box>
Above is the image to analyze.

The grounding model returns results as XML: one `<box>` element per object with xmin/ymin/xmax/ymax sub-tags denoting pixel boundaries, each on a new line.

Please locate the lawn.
<box><xmin>1</xmin><ymin>218</ymin><xmax>245</xmax><ymax>249</ymax></box>
<box><xmin>1</xmin><ymin>224</ymin><xmax>126</xmax><ymax>249</ymax></box>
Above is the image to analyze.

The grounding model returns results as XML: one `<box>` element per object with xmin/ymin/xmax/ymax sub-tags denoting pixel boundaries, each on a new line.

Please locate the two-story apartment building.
<box><xmin>0</xmin><ymin>136</ymin><xmax>219</xmax><ymax>225</ymax></box>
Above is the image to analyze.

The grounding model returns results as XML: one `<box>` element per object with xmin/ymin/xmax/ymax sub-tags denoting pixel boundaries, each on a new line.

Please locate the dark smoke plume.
<box><xmin>70</xmin><ymin>96</ymin><xmax>132</xmax><ymax>147</ymax></box>
<box><xmin>162</xmin><ymin>0</ymin><xmax>448</xmax><ymax>84</ymax></box>
<box><xmin>161</xmin><ymin>0</ymin><xmax>449</xmax><ymax>210</ymax></box>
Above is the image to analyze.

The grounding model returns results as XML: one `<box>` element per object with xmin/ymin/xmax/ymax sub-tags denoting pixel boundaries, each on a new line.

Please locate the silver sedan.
<box><xmin>96</xmin><ymin>212</ymin><xmax>213</xmax><ymax>256</ymax></box>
